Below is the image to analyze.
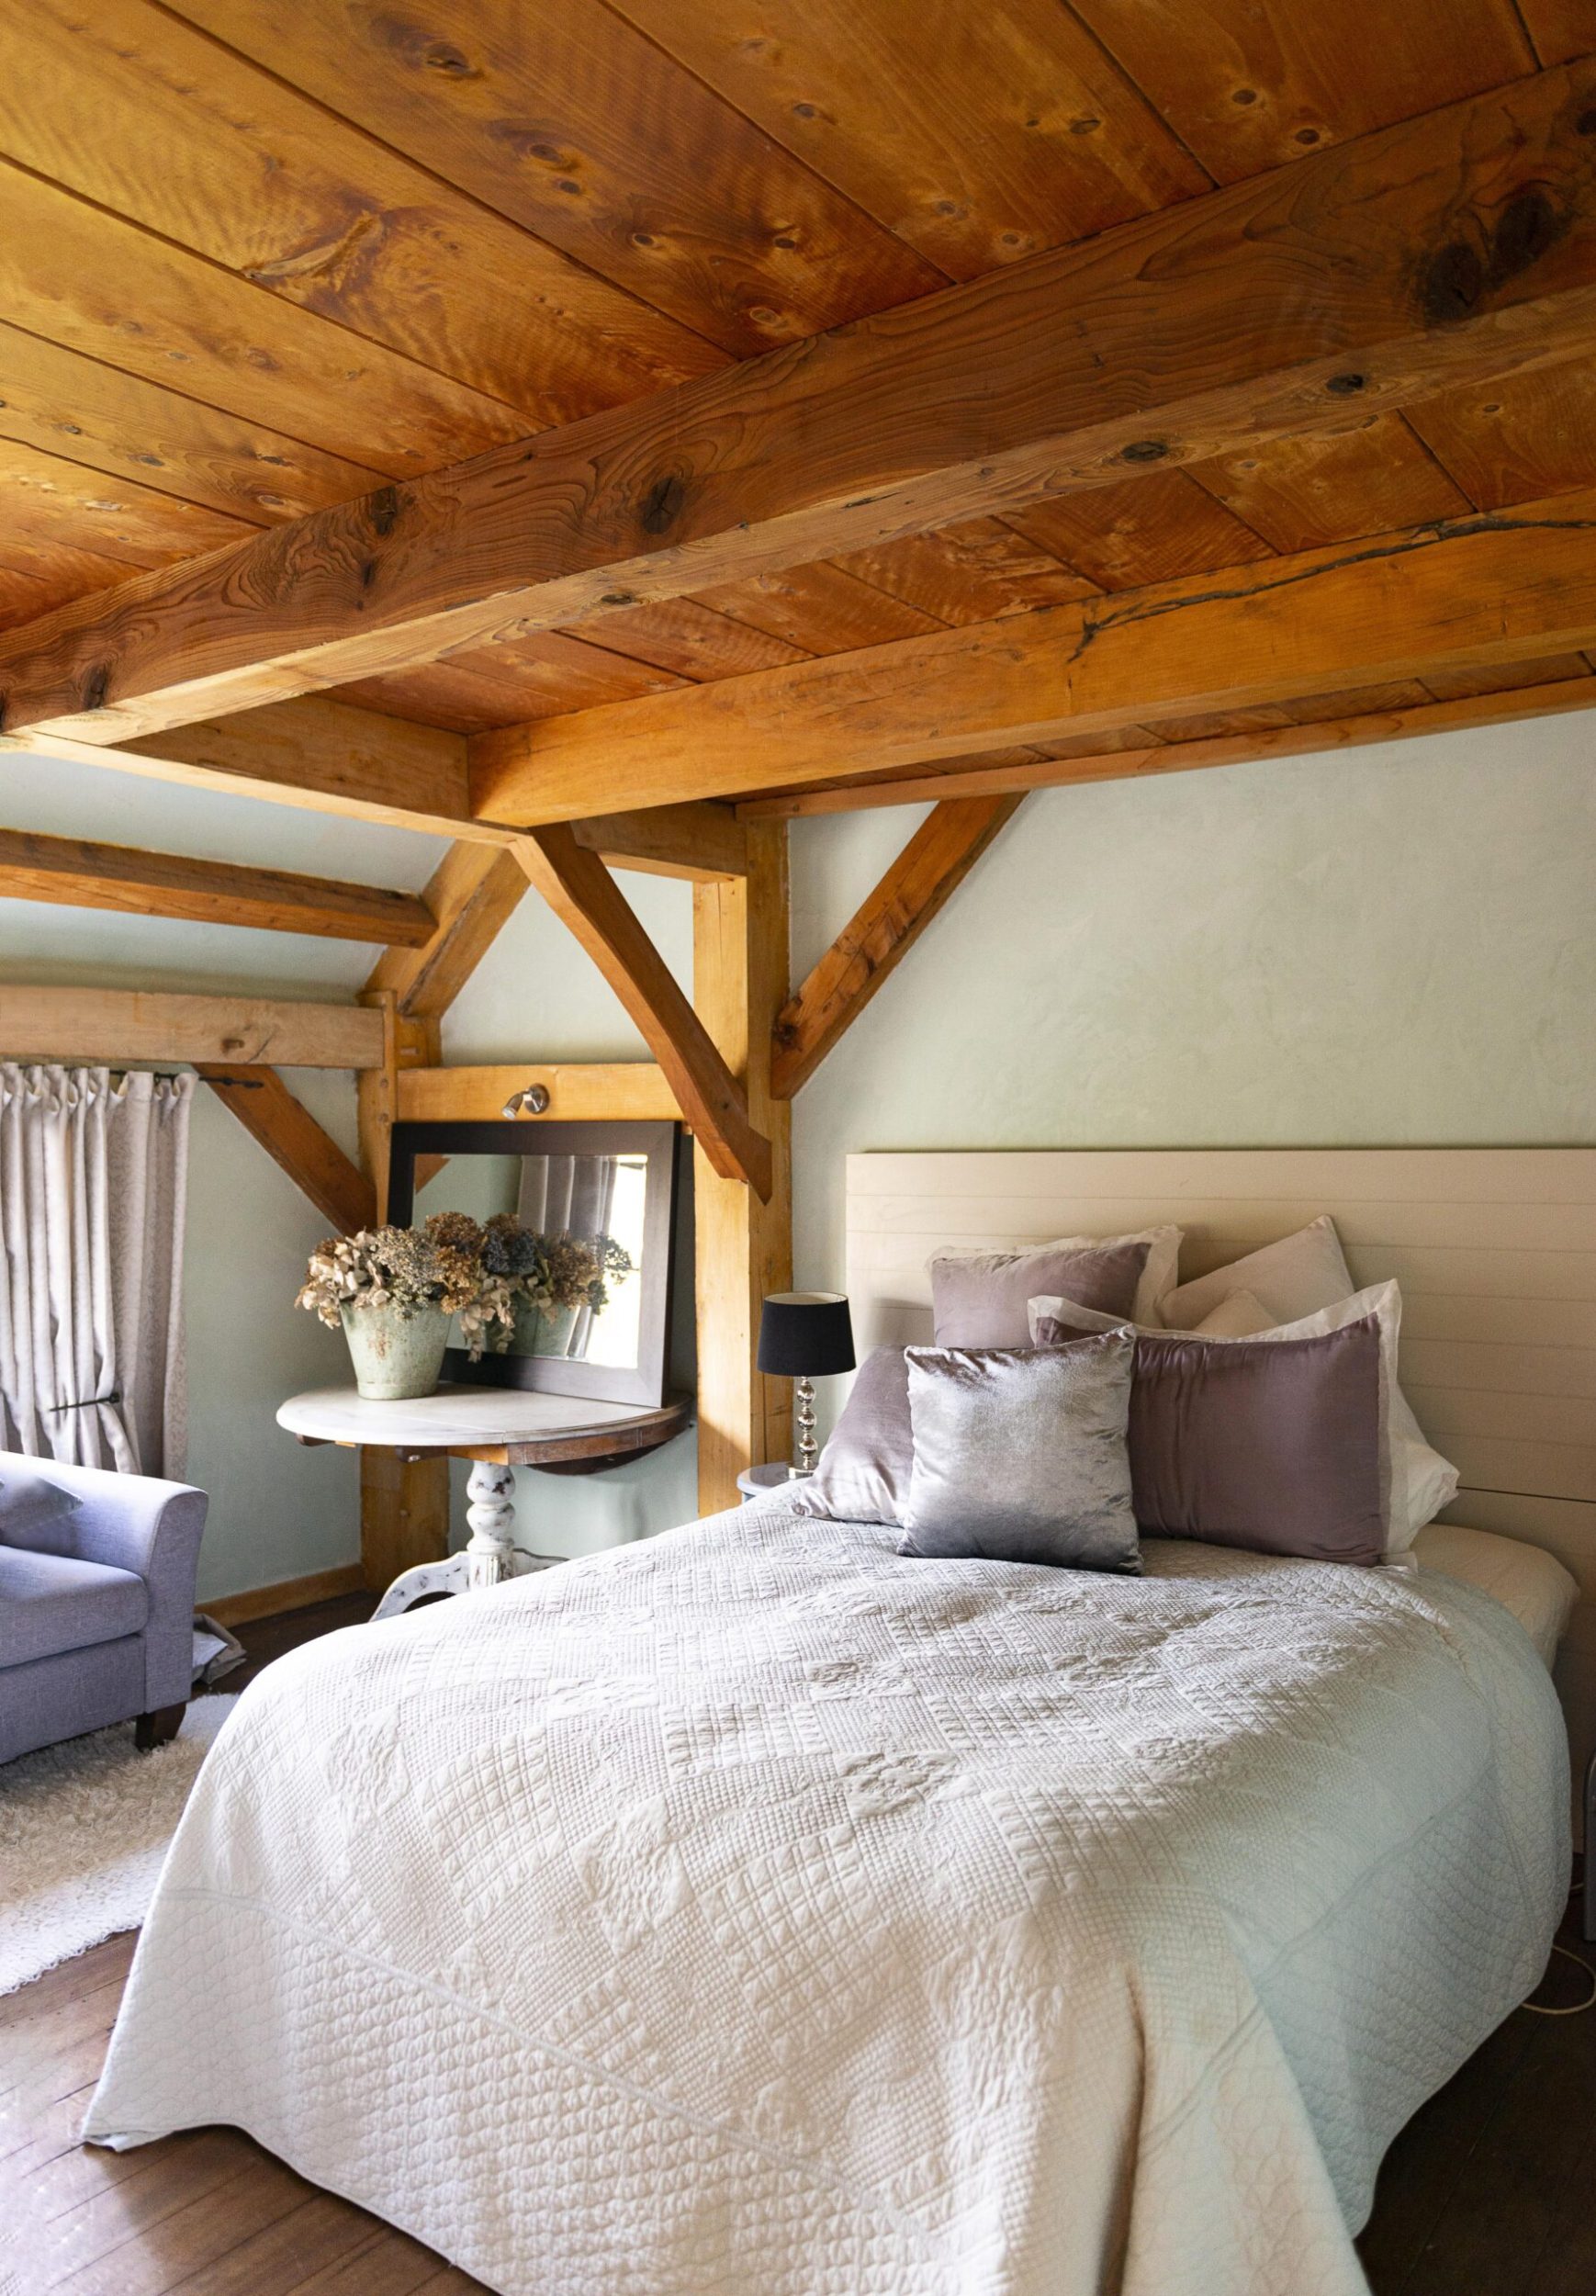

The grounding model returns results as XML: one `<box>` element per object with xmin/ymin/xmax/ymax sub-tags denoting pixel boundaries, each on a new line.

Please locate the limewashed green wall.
<box><xmin>788</xmin><ymin>714</ymin><xmax>1596</xmax><ymax>1406</ymax></box>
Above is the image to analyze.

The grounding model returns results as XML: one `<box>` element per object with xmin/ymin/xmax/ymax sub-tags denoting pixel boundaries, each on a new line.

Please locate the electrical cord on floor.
<box><xmin>1522</xmin><ymin>1873</ymin><xmax>1594</xmax><ymax>2015</ymax></box>
<box><xmin>1523</xmin><ymin>1944</ymin><xmax>1596</xmax><ymax>2015</ymax></box>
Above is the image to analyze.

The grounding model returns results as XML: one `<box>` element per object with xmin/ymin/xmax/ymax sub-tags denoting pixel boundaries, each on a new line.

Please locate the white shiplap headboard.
<box><xmin>846</xmin><ymin>1147</ymin><xmax>1596</xmax><ymax>1797</ymax></box>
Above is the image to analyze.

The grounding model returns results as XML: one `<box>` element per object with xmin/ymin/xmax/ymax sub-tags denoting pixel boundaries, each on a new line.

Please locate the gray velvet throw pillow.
<box><xmin>900</xmin><ymin>1334</ymin><xmax>1140</xmax><ymax>1572</ymax></box>
<box><xmin>789</xmin><ymin>1345</ymin><xmax>912</xmax><ymax>1525</ymax></box>
<box><xmin>929</xmin><ymin>1240</ymin><xmax>1149</xmax><ymax>1347</ymax></box>
<box><xmin>1032</xmin><ymin>1308</ymin><xmax>1386</xmax><ymax>1565</ymax></box>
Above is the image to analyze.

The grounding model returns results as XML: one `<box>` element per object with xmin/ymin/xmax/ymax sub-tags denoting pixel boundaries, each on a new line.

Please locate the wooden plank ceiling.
<box><xmin>1</xmin><ymin>0</ymin><xmax>1595</xmax><ymax>816</ymax></box>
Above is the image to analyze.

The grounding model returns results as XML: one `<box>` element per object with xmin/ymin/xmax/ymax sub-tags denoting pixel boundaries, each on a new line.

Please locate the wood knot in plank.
<box><xmin>1421</xmin><ymin>241</ymin><xmax>1484</xmax><ymax>324</ymax></box>
<box><xmin>79</xmin><ymin>665</ymin><xmax>111</xmax><ymax>713</ymax></box>
<box><xmin>367</xmin><ymin>486</ymin><xmax>402</xmax><ymax>539</ymax></box>
<box><xmin>641</xmin><ymin>475</ymin><xmax>687</xmax><ymax>535</ymax></box>
<box><xmin>1422</xmin><ymin>189</ymin><xmax>1567</xmax><ymax>326</ymax></box>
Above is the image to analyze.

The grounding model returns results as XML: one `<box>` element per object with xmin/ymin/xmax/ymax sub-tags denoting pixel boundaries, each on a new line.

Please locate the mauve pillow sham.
<box><xmin>900</xmin><ymin>1334</ymin><xmax>1140</xmax><ymax>1572</ymax></box>
<box><xmin>1030</xmin><ymin>1304</ymin><xmax>1388</xmax><ymax>1565</ymax></box>
<box><xmin>928</xmin><ymin>1237</ymin><xmax>1149</xmax><ymax>1347</ymax></box>
<box><xmin>1155</xmin><ymin>1220</ymin><xmax>1457</xmax><ymax>1545</ymax></box>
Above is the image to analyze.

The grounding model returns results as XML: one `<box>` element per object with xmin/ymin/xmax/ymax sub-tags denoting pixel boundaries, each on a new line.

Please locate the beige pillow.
<box><xmin>1161</xmin><ymin>1215</ymin><xmax>1353</xmax><ymax>1330</ymax></box>
<box><xmin>1191</xmin><ymin>1289</ymin><xmax>1274</xmax><ymax>1338</ymax></box>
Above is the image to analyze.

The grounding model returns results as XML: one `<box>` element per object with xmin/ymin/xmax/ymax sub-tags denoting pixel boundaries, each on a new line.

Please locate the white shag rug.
<box><xmin>0</xmin><ymin>1695</ymin><xmax>238</xmax><ymax>1996</ymax></box>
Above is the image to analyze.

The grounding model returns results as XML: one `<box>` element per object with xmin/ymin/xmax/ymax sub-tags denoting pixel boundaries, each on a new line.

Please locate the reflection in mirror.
<box><xmin>414</xmin><ymin>1151</ymin><xmax>649</xmax><ymax>1369</ymax></box>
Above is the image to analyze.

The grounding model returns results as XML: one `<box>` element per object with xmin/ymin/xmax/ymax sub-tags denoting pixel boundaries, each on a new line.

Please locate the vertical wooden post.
<box><xmin>692</xmin><ymin>821</ymin><xmax>793</xmax><ymax>1512</ymax></box>
<box><xmin>354</xmin><ymin>989</ymin><xmax>451</xmax><ymax>1592</ymax></box>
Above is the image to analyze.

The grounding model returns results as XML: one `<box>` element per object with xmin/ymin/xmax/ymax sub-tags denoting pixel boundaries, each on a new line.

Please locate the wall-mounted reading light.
<box><xmin>500</xmin><ymin>1083</ymin><xmax>553</xmax><ymax>1120</ymax></box>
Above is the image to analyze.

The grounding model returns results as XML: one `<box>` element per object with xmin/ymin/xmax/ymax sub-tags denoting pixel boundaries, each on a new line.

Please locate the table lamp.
<box><xmin>757</xmin><ymin>1291</ymin><xmax>856</xmax><ymax>1478</ymax></box>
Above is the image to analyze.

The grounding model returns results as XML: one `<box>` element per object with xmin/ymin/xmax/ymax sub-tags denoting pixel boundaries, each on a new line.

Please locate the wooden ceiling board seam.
<box><xmin>1180</xmin><ymin>411</ymin><xmax>1475</xmax><ymax>550</ymax></box>
<box><xmin>0</xmin><ymin>0</ymin><xmax>728</xmax><ymax>414</ymax></box>
<box><xmin>0</xmin><ymin>536</ymin><xmax>144</xmax><ymax>631</ymax></box>
<box><xmin>162</xmin><ymin>0</ymin><xmax>948</xmax><ymax>357</ymax></box>
<box><xmin>1401</xmin><ymin>354</ymin><xmax>1596</xmax><ymax>511</ymax></box>
<box><xmin>0</xmin><ymin>120</ymin><xmax>540</xmax><ymax>438</ymax></box>
<box><xmin>1004</xmin><ymin>467</ymin><xmax>1277</xmax><ymax>592</ymax></box>
<box><xmin>0</xmin><ymin>149</ymin><xmax>530</xmax><ymax>476</ymax></box>
<box><xmin>1512</xmin><ymin>1</ymin><xmax>1594</xmax><ymax>67</ymax></box>
<box><xmin>1065</xmin><ymin>0</ymin><xmax>1539</xmax><ymax>186</ymax></box>
<box><xmin>602</xmin><ymin>0</ymin><xmax>1216</xmax><ymax>278</ymax></box>
<box><xmin>569</xmin><ymin>595</ymin><xmax>814</xmax><ymax>681</ymax></box>
<box><xmin>0</xmin><ymin>435</ymin><xmax>254</xmax><ymax>570</ymax></box>
<box><xmin>1388</xmin><ymin>405</ymin><xmax>1489</xmax><ymax>514</ymax></box>
<box><xmin>686</xmin><ymin>561</ymin><xmax>950</xmax><ymax>654</ymax></box>
<box><xmin>0</xmin><ymin>317</ymin><xmax>387</xmax><ymax>525</ymax></box>
<box><xmin>151</xmin><ymin>0</ymin><xmax>737</xmax><ymax>387</ymax></box>
<box><xmin>835</xmin><ymin>519</ymin><xmax>1104</xmax><ymax>626</ymax></box>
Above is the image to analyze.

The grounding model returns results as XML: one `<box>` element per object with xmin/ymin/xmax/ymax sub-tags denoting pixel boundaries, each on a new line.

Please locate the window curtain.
<box><xmin>517</xmin><ymin>1152</ymin><xmax>620</xmax><ymax>1356</ymax></box>
<box><xmin>0</xmin><ymin>1064</ymin><xmax>194</xmax><ymax>1475</ymax></box>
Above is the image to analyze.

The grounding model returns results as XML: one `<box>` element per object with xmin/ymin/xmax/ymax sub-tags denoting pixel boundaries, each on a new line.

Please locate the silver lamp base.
<box><xmin>789</xmin><ymin>1374</ymin><xmax>817</xmax><ymax>1477</ymax></box>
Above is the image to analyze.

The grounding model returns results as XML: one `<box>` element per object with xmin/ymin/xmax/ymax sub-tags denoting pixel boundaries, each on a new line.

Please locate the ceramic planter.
<box><xmin>339</xmin><ymin>1299</ymin><xmax>450</xmax><ymax>1401</ymax></box>
<box><xmin>511</xmin><ymin>1295</ymin><xmax>581</xmax><ymax>1357</ymax></box>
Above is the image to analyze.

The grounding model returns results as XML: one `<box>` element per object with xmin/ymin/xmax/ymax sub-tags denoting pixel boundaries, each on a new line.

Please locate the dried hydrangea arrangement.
<box><xmin>297</xmin><ymin>1212</ymin><xmax>509</xmax><ymax>1360</ymax></box>
<box><xmin>479</xmin><ymin>1214</ymin><xmax>633</xmax><ymax>1348</ymax></box>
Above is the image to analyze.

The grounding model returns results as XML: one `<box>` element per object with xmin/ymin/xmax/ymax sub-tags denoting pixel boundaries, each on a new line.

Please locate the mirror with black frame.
<box><xmin>387</xmin><ymin>1120</ymin><xmax>680</xmax><ymax>1406</ymax></box>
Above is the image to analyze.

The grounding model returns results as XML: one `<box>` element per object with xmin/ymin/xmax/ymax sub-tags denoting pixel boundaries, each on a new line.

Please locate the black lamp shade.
<box><xmin>757</xmin><ymin>1291</ymin><xmax>855</xmax><ymax>1379</ymax></box>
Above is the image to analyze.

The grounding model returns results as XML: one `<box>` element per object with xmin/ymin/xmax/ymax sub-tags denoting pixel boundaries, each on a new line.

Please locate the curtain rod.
<box><xmin>107</xmin><ymin>1067</ymin><xmax>264</xmax><ymax>1087</ymax></box>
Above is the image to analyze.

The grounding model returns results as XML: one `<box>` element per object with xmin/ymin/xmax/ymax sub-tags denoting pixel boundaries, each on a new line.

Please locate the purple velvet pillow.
<box><xmin>788</xmin><ymin>1345</ymin><xmax>912</xmax><ymax>1525</ymax></box>
<box><xmin>1032</xmin><ymin>1308</ymin><xmax>1387</xmax><ymax>1566</ymax></box>
<box><xmin>930</xmin><ymin>1240</ymin><xmax>1150</xmax><ymax>1348</ymax></box>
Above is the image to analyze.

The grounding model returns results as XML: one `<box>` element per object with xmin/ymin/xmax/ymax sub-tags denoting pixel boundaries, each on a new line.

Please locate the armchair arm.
<box><xmin>0</xmin><ymin>1454</ymin><xmax>208</xmax><ymax>1713</ymax></box>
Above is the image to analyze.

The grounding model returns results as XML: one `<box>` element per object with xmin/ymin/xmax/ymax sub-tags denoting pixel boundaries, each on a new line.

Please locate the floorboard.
<box><xmin>1</xmin><ymin>1595</ymin><xmax>1591</xmax><ymax>2293</ymax></box>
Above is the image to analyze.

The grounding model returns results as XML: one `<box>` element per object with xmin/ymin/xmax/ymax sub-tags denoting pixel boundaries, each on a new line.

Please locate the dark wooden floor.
<box><xmin>1</xmin><ymin>1596</ymin><xmax>1591</xmax><ymax>2295</ymax></box>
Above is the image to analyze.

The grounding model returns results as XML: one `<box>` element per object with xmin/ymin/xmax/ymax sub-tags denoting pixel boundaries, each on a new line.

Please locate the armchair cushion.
<box><xmin>0</xmin><ymin>1464</ymin><xmax>81</xmax><ymax>1552</ymax></box>
<box><xmin>0</xmin><ymin>1548</ymin><xmax>147</xmax><ymax>1668</ymax></box>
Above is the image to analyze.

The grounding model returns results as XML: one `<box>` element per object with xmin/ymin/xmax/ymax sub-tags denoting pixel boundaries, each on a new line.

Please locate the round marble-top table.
<box><xmin>277</xmin><ymin>1384</ymin><xmax>691</xmax><ymax>1619</ymax></box>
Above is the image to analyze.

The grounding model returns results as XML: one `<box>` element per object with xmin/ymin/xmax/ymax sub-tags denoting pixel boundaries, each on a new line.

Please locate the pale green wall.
<box><xmin>789</xmin><ymin>716</ymin><xmax>1596</xmax><ymax>1368</ymax></box>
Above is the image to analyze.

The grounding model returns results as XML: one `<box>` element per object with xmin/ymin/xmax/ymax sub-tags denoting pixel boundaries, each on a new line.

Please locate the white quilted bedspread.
<box><xmin>85</xmin><ymin>1498</ymin><xmax>1569</xmax><ymax>2296</ymax></box>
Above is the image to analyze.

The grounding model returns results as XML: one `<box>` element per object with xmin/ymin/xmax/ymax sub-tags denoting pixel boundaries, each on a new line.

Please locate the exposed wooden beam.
<box><xmin>354</xmin><ymin>989</ymin><xmax>445</xmax><ymax>1597</ymax></box>
<box><xmin>1</xmin><ymin>695</ymin><xmax>488</xmax><ymax>839</ymax></box>
<box><xmin>513</xmin><ymin>826</ymin><xmax>774</xmax><ymax>1199</ymax></box>
<box><xmin>7</xmin><ymin>62</ymin><xmax>1596</xmax><ymax>745</ymax></box>
<box><xmin>0</xmin><ymin>824</ymin><xmax>434</xmax><ymax>945</ymax></box>
<box><xmin>199</xmin><ymin>1066</ymin><xmax>375</xmax><ymax>1233</ymax></box>
<box><xmin>397</xmin><ymin>1064</ymin><xmax>677</xmax><ymax>1124</ymax></box>
<box><xmin>772</xmin><ymin>797</ymin><xmax>1023</xmax><ymax>1097</ymax></box>
<box><xmin>737</xmin><ymin>677</ymin><xmax>1596</xmax><ymax>815</ymax></box>
<box><xmin>693</xmin><ymin>821</ymin><xmax>792</xmax><ymax>1510</ymax></box>
<box><xmin>570</xmin><ymin>803</ymin><xmax>747</xmax><ymax>881</ymax></box>
<box><xmin>0</xmin><ymin>985</ymin><xmax>383</xmax><ymax>1068</ymax></box>
<box><xmin>472</xmin><ymin>490</ymin><xmax>1596</xmax><ymax>815</ymax></box>
<box><xmin>364</xmin><ymin>843</ymin><xmax>528</xmax><ymax>1019</ymax></box>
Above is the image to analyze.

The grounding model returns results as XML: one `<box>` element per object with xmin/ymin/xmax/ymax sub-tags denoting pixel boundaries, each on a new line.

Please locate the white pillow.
<box><xmin>927</xmin><ymin>1224</ymin><xmax>1181</xmax><ymax>1329</ymax></box>
<box><xmin>1161</xmin><ymin>1214</ymin><xmax>1354</xmax><ymax>1329</ymax></box>
<box><xmin>1190</xmin><ymin>1289</ymin><xmax>1274</xmax><ymax>1338</ymax></box>
<box><xmin>1028</xmin><ymin>1277</ymin><xmax>1455</xmax><ymax>1559</ymax></box>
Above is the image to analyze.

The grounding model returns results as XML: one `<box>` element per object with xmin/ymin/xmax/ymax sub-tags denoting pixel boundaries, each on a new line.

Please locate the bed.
<box><xmin>83</xmin><ymin>1150</ymin><xmax>1590</xmax><ymax>2296</ymax></box>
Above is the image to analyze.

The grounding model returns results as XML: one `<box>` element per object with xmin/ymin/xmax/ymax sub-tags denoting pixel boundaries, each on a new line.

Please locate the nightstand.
<box><xmin>736</xmin><ymin>1462</ymin><xmax>804</xmax><ymax>1503</ymax></box>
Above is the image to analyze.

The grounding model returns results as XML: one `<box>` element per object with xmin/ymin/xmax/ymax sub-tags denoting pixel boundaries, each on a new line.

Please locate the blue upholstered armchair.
<box><xmin>0</xmin><ymin>1453</ymin><xmax>208</xmax><ymax>1766</ymax></box>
